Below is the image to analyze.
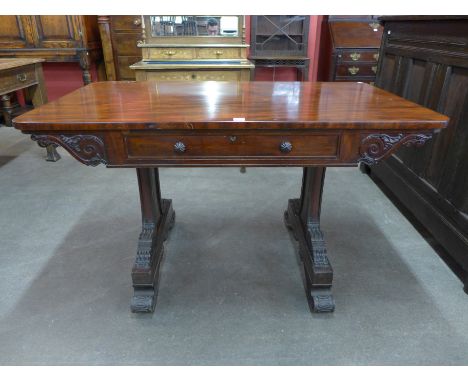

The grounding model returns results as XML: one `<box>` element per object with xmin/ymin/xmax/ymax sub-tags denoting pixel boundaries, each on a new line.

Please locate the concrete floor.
<box><xmin>0</xmin><ymin>125</ymin><xmax>467</xmax><ymax>365</ymax></box>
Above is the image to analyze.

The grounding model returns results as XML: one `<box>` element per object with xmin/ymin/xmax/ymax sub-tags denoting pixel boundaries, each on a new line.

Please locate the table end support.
<box><xmin>131</xmin><ymin>188</ymin><xmax>175</xmax><ymax>313</ymax></box>
<box><xmin>285</xmin><ymin>199</ymin><xmax>335</xmax><ymax>313</ymax></box>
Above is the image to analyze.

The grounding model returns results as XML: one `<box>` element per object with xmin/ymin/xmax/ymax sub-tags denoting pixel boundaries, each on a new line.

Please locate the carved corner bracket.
<box><xmin>359</xmin><ymin>133</ymin><xmax>432</xmax><ymax>165</ymax></box>
<box><xmin>31</xmin><ymin>134</ymin><xmax>108</xmax><ymax>167</ymax></box>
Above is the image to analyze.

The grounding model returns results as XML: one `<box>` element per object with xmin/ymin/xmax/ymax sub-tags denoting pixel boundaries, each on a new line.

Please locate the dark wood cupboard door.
<box><xmin>0</xmin><ymin>16</ymin><xmax>34</xmax><ymax>49</ymax></box>
<box><xmin>32</xmin><ymin>16</ymin><xmax>82</xmax><ymax>48</ymax></box>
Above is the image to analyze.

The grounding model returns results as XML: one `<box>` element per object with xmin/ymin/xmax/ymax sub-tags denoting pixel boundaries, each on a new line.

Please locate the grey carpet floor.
<box><xmin>0</xmin><ymin>125</ymin><xmax>467</xmax><ymax>365</ymax></box>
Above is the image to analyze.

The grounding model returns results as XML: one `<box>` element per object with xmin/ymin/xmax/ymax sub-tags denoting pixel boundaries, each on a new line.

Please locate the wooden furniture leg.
<box><xmin>131</xmin><ymin>168</ymin><xmax>175</xmax><ymax>313</ymax></box>
<box><xmin>1</xmin><ymin>94</ymin><xmax>13</xmax><ymax>126</ymax></box>
<box><xmin>284</xmin><ymin>167</ymin><xmax>335</xmax><ymax>313</ymax></box>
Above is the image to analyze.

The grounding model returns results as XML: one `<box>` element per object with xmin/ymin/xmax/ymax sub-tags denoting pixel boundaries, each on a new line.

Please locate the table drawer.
<box><xmin>125</xmin><ymin>133</ymin><xmax>339</xmax><ymax>159</ymax></box>
<box><xmin>0</xmin><ymin>65</ymin><xmax>37</xmax><ymax>94</ymax></box>
<box><xmin>145</xmin><ymin>70</ymin><xmax>243</xmax><ymax>81</ymax></box>
<box><xmin>336</xmin><ymin>63</ymin><xmax>378</xmax><ymax>77</ymax></box>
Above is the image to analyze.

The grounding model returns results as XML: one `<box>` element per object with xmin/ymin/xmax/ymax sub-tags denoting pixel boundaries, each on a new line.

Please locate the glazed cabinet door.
<box><xmin>0</xmin><ymin>16</ymin><xmax>35</xmax><ymax>49</ymax></box>
<box><xmin>31</xmin><ymin>16</ymin><xmax>82</xmax><ymax>48</ymax></box>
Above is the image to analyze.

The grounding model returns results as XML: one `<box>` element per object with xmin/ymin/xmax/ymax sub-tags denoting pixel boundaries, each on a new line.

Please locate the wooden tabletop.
<box><xmin>13</xmin><ymin>81</ymin><xmax>448</xmax><ymax>131</ymax></box>
<box><xmin>0</xmin><ymin>58</ymin><xmax>45</xmax><ymax>71</ymax></box>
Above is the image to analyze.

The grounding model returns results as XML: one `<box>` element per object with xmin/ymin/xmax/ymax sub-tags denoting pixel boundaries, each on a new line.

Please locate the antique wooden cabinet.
<box><xmin>0</xmin><ymin>16</ymin><xmax>102</xmax><ymax>84</ymax></box>
<box><xmin>368</xmin><ymin>16</ymin><xmax>468</xmax><ymax>292</ymax></box>
<box><xmin>98</xmin><ymin>16</ymin><xmax>143</xmax><ymax>81</ymax></box>
<box><xmin>130</xmin><ymin>16</ymin><xmax>254</xmax><ymax>81</ymax></box>
<box><xmin>327</xmin><ymin>16</ymin><xmax>383</xmax><ymax>83</ymax></box>
<box><xmin>249</xmin><ymin>16</ymin><xmax>310</xmax><ymax>81</ymax></box>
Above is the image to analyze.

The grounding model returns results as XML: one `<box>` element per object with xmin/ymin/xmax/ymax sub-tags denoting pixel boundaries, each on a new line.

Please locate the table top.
<box><xmin>0</xmin><ymin>58</ymin><xmax>45</xmax><ymax>71</ymax></box>
<box><xmin>13</xmin><ymin>81</ymin><xmax>448</xmax><ymax>132</ymax></box>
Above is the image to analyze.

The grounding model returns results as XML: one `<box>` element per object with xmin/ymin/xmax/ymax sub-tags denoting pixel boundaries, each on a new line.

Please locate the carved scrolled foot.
<box><xmin>131</xmin><ymin>287</ymin><xmax>156</xmax><ymax>313</ymax></box>
<box><xmin>309</xmin><ymin>288</ymin><xmax>335</xmax><ymax>313</ymax></box>
<box><xmin>46</xmin><ymin>144</ymin><xmax>61</xmax><ymax>162</ymax></box>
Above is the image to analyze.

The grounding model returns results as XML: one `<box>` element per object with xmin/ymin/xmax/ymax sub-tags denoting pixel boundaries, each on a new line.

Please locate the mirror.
<box><xmin>149</xmin><ymin>16</ymin><xmax>240</xmax><ymax>37</ymax></box>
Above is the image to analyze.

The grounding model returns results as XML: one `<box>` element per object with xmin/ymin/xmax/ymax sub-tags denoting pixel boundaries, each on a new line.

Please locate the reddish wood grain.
<box><xmin>13</xmin><ymin>81</ymin><xmax>448</xmax><ymax>131</ymax></box>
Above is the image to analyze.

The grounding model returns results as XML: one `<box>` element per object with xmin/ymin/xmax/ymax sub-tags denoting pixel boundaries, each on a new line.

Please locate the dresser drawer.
<box><xmin>124</xmin><ymin>133</ymin><xmax>339</xmax><ymax>160</ymax></box>
<box><xmin>146</xmin><ymin>48</ymin><xmax>195</xmax><ymax>60</ymax></box>
<box><xmin>196</xmin><ymin>47</ymin><xmax>245</xmax><ymax>59</ymax></box>
<box><xmin>144</xmin><ymin>70</ymin><xmax>244</xmax><ymax>81</ymax></box>
<box><xmin>337</xmin><ymin>50</ymin><xmax>379</xmax><ymax>63</ymax></box>
<box><xmin>0</xmin><ymin>65</ymin><xmax>37</xmax><ymax>94</ymax></box>
<box><xmin>113</xmin><ymin>33</ymin><xmax>142</xmax><ymax>56</ymax></box>
<box><xmin>111</xmin><ymin>16</ymin><xmax>142</xmax><ymax>31</ymax></box>
<box><xmin>336</xmin><ymin>63</ymin><xmax>378</xmax><ymax>77</ymax></box>
<box><xmin>117</xmin><ymin>56</ymin><xmax>141</xmax><ymax>80</ymax></box>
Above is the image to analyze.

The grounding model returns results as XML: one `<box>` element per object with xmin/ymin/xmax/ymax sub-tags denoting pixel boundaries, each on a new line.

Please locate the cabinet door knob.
<box><xmin>279</xmin><ymin>141</ymin><xmax>293</xmax><ymax>153</ymax></box>
<box><xmin>350</xmin><ymin>52</ymin><xmax>361</xmax><ymax>61</ymax></box>
<box><xmin>348</xmin><ymin>66</ymin><xmax>359</xmax><ymax>75</ymax></box>
<box><xmin>174</xmin><ymin>141</ymin><xmax>186</xmax><ymax>153</ymax></box>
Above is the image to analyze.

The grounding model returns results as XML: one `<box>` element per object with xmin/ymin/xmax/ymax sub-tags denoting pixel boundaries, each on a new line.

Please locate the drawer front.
<box><xmin>145</xmin><ymin>70</ymin><xmax>242</xmax><ymax>81</ymax></box>
<box><xmin>0</xmin><ymin>66</ymin><xmax>37</xmax><ymax>94</ymax></box>
<box><xmin>337</xmin><ymin>50</ymin><xmax>379</xmax><ymax>63</ymax></box>
<box><xmin>336</xmin><ymin>63</ymin><xmax>378</xmax><ymax>77</ymax></box>
<box><xmin>125</xmin><ymin>133</ymin><xmax>339</xmax><ymax>160</ymax></box>
<box><xmin>111</xmin><ymin>16</ymin><xmax>143</xmax><ymax>31</ymax></box>
<box><xmin>117</xmin><ymin>56</ymin><xmax>141</xmax><ymax>80</ymax></box>
<box><xmin>147</xmin><ymin>48</ymin><xmax>195</xmax><ymax>60</ymax></box>
<box><xmin>113</xmin><ymin>33</ymin><xmax>142</xmax><ymax>56</ymax></box>
<box><xmin>197</xmin><ymin>47</ymin><xmax>244</xmax><ymax>59</ymax></box>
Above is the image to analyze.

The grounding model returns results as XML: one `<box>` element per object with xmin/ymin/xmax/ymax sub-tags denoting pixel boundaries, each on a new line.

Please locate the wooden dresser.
<box><xmin>0</xmin><ymin>16</ymin><xmax>102</xmax><ymax>84</ymax></box>
<box><xmin>327</xmin><ymin>16</ymin><xmax>383</xmax><ymax>83</ymax></box>
<box><xmin>130</xmin><ymin>16</ymin><xmax>254</xmax><ymax>82</ymax></box>
<box><xmin>98</xmin><ymin>16</ymin><xmax>143</xmax><ymax>81</ymax></box>
<box><xmin>368</xmin><ymin>16</ymin><xmax>468</xmax><ymax>293</ymax></box>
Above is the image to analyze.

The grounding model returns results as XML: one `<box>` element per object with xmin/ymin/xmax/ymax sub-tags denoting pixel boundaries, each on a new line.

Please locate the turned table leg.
<box><xmin>1</xmin><ymin>94</ymin><xmax>14</xmax><ymax>126</ymax></box>
<box><xmin>284</xmin><ymin>167</ymin><xmax>335</xmax><ymax>313</ymax></box>
<box><xmin>131</xmin><ymin>168</ymin><xmax>175</xmax><ymax>313</ymax></box>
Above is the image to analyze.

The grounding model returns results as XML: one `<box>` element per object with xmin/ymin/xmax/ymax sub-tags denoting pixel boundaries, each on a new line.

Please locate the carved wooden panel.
<box><xmin>372</xmin><ymin>16</ymin><xmax>468</xmax><ymax>286</ymax></box>
<box><xmin>0</xmin><ymin>16</ymin><xmax>33</xmax><ymax>49</ymax></box>
<box><xmin>33</xmin><ymin>16</ymin><xmax>81</xmax><ymax>48</ymax></box>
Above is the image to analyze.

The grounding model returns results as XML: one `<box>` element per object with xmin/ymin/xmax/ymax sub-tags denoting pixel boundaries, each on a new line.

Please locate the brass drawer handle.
<box><xmin>350</xmin><ymin>52</ymin><xmax>361</xmax><ymax>61</ymax></box>
<box><xmin>348</xmin><ymin>66</ymin><xmax>359</xmax><ymax>75</ymax></box>
<box><xmin>164</xmin><ymin>50</ymin><xmax>176</xmax><ymax>56</ymax></box>
<box><xmin>17</xmin><ymin>73</ymin><xmax>27</xmax><ymax>82</ymax></box>
<box><xmin>369</xmin><ymin>22</ymin><xmax>380</xmax><ymax>31</ymax></box>
<box><xmin>174</xmin><ymin>141</ymin><xmax>186</xmax><ymax>153</ymax></box>
<box><xmin>373</xmin><ymin>53</ymin><xmax>379</xmax><ymax>61</ymax></box>
<box><xmin>215</xmin><ymin>50</ymin><xmax>224</xmax><ymax>56</ymax></box>
<box><xmin>279</xmin><ymin>141</ymin><xmax>293</xmax><ymax>153</ymax></box>
<box><xmin>372</xmin><ymin>66</ymin><xmax>377</xmax><ymax>74</ymax></box>
<box><xmin>133</xmin><ymin>18</ymin><xmax>142</xmax><ymax>26</ymax></box>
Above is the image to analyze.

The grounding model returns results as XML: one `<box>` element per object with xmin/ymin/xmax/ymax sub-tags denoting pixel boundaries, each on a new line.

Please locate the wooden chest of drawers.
<box><xmin>327</xmin><ymin>17</ymin><xmax>383</xmax><ymax>83</ymax></box>
<box><xmin>98</xmin><ymin>16</ymin><xmax>143</xmax><ymax>80</ymax></box>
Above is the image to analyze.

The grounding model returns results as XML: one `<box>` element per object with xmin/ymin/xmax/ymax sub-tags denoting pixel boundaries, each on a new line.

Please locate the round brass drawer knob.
<box><xmin>174</xmin><ymin>141</ymin><xmax>186</xmax><ymax>153</ymax></box>
<box><xmin>279</xmin><ymin>141</ymin><xmax>293</xmax><ymax>153</ymax></box>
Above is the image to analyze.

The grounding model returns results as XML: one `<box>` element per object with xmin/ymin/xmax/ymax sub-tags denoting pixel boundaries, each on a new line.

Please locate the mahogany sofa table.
<box><xmin>13</xmin><ymin>81</ymin><xmax>448</xmax><ymax>314</ymax></box>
